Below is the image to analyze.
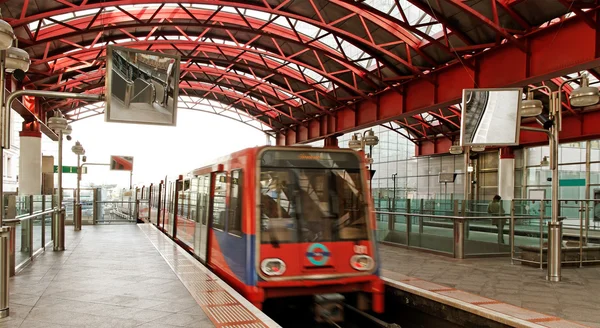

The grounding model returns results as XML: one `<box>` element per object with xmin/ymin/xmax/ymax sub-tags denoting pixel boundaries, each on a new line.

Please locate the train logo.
<box><xmin>306</xmin><ymin>243</ymin><xmax>331</xmax><ymax>266</ymax></box>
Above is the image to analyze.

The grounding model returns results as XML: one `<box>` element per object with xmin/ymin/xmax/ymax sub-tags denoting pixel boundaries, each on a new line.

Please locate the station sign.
<box><xmin>53</xmin><ymin>166</ymin><xmax>87</xmax><ymax>174</ymax></box>
<box><xmin>559</xmin><ymin>179</ymin><xmax>586</xmax><ymax>187</ymax></box>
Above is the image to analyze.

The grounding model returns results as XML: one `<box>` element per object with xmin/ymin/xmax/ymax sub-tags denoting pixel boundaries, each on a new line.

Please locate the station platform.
<box><xmin>380</xmin><ymin>244</ymin><xmax>600</xmax><ymax>328</ymax></box>
<box><xmin>0</xmin><ymin>224</ymin><xmax>279</xmax><ymax>328</ymax></box>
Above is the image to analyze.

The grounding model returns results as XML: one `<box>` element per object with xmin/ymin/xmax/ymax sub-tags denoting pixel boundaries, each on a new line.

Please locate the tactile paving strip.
<box><xmin>138</xmin><ymin>224</ymin><xmax>281</xmax><ymax>328</ymax></box>
<box><xmin>382</xmin><ymin>269</ymin><xmax>591</xmax><ymax>328</ymax></box>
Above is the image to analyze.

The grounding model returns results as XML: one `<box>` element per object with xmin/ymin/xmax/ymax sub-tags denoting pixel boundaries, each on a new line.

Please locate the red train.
<box><xmin>142</xmin><ymin>146</ymin><xmax>384</xmax><ymax>315</ymax></box>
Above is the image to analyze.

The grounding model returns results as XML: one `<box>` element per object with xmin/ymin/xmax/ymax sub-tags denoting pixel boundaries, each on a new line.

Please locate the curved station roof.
<box><xmin>2</xmin><ymin>0</ymin><xmax>599</xmax><ymax>152</ymax></box>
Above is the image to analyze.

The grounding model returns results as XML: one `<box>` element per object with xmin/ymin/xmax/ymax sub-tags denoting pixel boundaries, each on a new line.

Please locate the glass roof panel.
<box><xmin>25</xmin><ymin>1</ymin><xmax>458</xmax><ymax>84</ymax></box>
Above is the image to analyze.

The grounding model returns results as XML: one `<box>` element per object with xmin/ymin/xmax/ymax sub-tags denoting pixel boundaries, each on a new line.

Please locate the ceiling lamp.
<box><xmin>348</xmin><ymin>134</ymin><xmax>362</xmax><ymax>151</ymax></box>
<box><xmin>64</xmin><ymin>124</ymin><xmax>72</xmax><ymax>136</ymax></box>
<box><xmin>569</xmin><ymin>74</ymin><xmax>600</xmax><ymax>107</ymax></box>
<box><xmin>47</xmin><ymin>115</ymin><xmax>68</xmax><ymax>132</ymax></box>
<box><xmin>363</xmin><ymin>129</ymin><xmax>379</xmax><ymax>146</ymax></box>
<box><xmin>71</xmin><ymin>141</ymin><xmax>85</xmax><ymax>156</ymax></box>
<box><xmin>5</xmin><ymin>47</ymin><xmax>30</xmax><ymax>72</ymax></box>
<box><xmin>0</xmin><ymin>20</ymin><xmax>14</xmax><ymax>50</ymax></box>
<box><xmin>520</xmin><ymin>92</ymin><xmax>543</xmax><ymax>117</ymax></box>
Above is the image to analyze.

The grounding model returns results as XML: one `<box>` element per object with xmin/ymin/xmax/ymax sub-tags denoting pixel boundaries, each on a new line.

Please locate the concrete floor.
<box><xmin>1</xmin><ymin>225</ymin><xmax>214</xmax><ymax>327</ymax></box>
<box><xmin>380</xmin><ymin>244</ymin><xmax>600</xmax><ymax>327</ymax></box>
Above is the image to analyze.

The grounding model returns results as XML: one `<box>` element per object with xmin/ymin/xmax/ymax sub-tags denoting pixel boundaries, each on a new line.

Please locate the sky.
<box><xmin>40</xmin><ymin>108</ymin><xmax>270</xmax><ymax>189</ymax></box>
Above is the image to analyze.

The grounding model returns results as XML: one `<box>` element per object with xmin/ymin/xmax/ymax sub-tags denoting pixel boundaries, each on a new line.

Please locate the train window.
<box><xmin>259</xmin><ymin>170</ymin><xmax>297</xmax><ymax>243</ymax></box>
<box><xmin>212</xmin><ymin>172</ymin><xmax>227</xmax><ymax>230</ymax></box>
<box><xmin>199</xmin><ymin>175</ymin><xmax>210</xmax><ymax>225</ymax></box>
<box><xmin>259</xmin><ymin>150</ymin><xmax>369</xmax><ymax>244</ymax></box>
<box><xmin>228</xmin><ymin>170</ymin><xmax>243</xmax><ymax>236</ymax></box>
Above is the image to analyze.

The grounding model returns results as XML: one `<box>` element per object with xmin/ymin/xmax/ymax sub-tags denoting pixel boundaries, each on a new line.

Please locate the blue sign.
<box><xmin>306</xmin><ymin>243</ymin><xmax>330</xmax><ymax>266</ymax></box>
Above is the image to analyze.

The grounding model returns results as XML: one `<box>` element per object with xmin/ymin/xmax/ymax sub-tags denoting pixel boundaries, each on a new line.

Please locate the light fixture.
<box><xmin>471</xmin><ymin>145</ymin><xmax>485</xmax><ymax>152</ymax></box>
<box><xmin>71</xmin><ymin>141</ymin><xmax>85</xmax><ymax>156</ymax></box>
<box><xmin>348</xmin><ymin>134</ymin><xmax>362</xmax><ymax>151</ymax></box>
<box><xmin>47</xmin><ymin>115</ymin><xmax>68</xmax><ymax>132</ymax></box>
<box><xmin>63</xmin><ymin>124</ymin><xmax>72</xmax><ymax>135</ymax></box>
<box><xmin>5</xmin><ymin>47</ymin><xmax>30</xmax><ymax>72</ymax></box>
<box><xmin>0</xmin><ymin>19</ymin><xmax>14</xmax><ymax>51</ymax></box>
<box><xmin>541</xmin><ymin>156</ymin><xmax>550</xmax><ymax>166</ymax></box>
<box><xmin>363</xmin><ymin>129</ymin><xmax>379</xmax><ymax>146</ymax></box>
<box><xmin>520</xmin><ymin>92</ymin><xmax>543</xmax><ymax>117</ymax></box>
<box><xmin>569</xmin><ymin>74</ymin><xmax>600</xmax><ymax>107</ymax></box>
<box><xmin>449</xmin><ymin>140</ymin><xmax>463</xmax><ymax>155</ymax></box>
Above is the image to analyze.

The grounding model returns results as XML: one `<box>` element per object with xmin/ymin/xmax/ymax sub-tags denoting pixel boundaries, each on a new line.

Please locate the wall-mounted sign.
<box><xmin>110</xmin><ymin>155</ymin><xmax>134</xmax><ymax>171</ymax></box>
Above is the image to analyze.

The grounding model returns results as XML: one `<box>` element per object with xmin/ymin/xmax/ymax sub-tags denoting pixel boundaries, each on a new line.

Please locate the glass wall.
<box><xmin>309</xmin><ymin>125</ymin><xmax>467</xmax><ymax>207</ymax></box>
<box><xmin>525</xmin><ymin>140</ymin><xmax>600</xmax><ymax>228</ymax></box>
<box><xmin>308</xmin><ymin>127</ymin><xmax>600</xmax><ymax>230</ymax></box>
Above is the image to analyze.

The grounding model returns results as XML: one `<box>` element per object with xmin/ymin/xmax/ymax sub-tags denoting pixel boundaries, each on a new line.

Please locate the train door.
<box><xmin>160</xmin><ymin>181</ymin><xmax>167</xmax><ymax>230</ymax></box>
<box><xmin>194</xmin><ymin>174</ymin><xmax>211</xmax><ymax>262</ymax></box>
<box><xmin>207</xmin><ymin>172</ymin><xmax>228</xmax><ymax>267</ymax></box>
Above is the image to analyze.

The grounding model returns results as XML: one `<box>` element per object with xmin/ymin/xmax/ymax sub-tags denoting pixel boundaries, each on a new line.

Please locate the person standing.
<box><xmin>488</xmin><ymin>195</ymin><xmax>506</xmax><ymax>244</ymax></box>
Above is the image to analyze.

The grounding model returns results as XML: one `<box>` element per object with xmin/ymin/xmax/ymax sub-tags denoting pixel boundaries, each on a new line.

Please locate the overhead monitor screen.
<box><xmin>105</xmin><ymin>45</ymin><xmax>180</xmax><ymax>126</ymax></box>
<box><xmin>460</xmin><ymin>88</ymin><xmax>522</xmax><ymax>146</ymax></box>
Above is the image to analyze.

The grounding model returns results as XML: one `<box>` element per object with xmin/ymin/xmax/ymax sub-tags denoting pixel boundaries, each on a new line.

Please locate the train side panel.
<box><xmin>206</xmin><ymin>148</ymin><xmax>257</xmax><ymax>297</ymax></box>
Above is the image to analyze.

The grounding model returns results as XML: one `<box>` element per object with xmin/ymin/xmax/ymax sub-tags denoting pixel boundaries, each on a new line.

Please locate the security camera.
<box><xmin>13</xmin><ymin>69</ymin><xmax>25</xmax><ymax>82</ymax></box>
<box><xmin>82</xmin><ymin>156</ymin><xmax>87</xmax><ymax>162</ymax></box>
<box><xmin>66</xmin><ymin>135</ymin><xmax>72</xmax><ymax>141</ymax></box>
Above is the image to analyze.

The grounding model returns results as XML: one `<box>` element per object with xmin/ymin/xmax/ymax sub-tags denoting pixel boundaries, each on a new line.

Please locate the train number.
<box><xmin>353</xmin><ymin>245</ymin><xmax>368</xmax><ymax>254</ymax></box>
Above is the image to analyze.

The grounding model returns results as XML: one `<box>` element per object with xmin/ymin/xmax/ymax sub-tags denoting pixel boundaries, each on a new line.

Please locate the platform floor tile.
<box><xmin>138</xmin><ymin>224</ymin><xmax>281</xmax><ymax>328</ymax></box>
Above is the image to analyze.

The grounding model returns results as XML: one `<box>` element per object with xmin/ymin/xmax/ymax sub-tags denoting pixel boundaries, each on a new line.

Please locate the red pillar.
<box><xmin>323</xmin><ymin>135</ymin><xmax>339</xmax><ymax>148</ymax></box>
<box><xmin>20</xmin><ymin>121</ymin><xmax>42</xmax><ymax>138</ymax></box>
<box><xmin>499</xmin><ymin>147</ymin><xmax>515</xmax><ymax>159</ymax></box>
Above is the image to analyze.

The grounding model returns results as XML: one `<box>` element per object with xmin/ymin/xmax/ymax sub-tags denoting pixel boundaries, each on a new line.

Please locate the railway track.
<box><xmin>264</xmin><ymin>297</ymin><xmax>401</xmax><ymax>328</ymax></box>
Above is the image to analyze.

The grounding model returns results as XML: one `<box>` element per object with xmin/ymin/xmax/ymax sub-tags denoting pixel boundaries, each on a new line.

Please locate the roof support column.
<box><xmin>498</xmin><ymin>147</ymin><xmax>515</xmax><ymax>220</ymax></box>
<box><xmin>19</xmin><ymin>121</ymin><xmax>42</xmax><ymax>195</ymax></box>
<box><xmin>324</xmin><ymin>135</ymin><xmax>339</xmax><ymax>148</ymax></box>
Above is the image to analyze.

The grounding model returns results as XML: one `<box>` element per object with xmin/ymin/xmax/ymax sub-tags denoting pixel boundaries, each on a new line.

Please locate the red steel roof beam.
<box><xmin>439</xmin><ymin>0</ymin><xmax>526</xmax><ymax>52</ymax></box>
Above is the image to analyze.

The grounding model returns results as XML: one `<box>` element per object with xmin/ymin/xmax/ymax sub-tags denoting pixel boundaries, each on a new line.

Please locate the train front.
<box><xmin>255</xmin><ymin>147</ymin><xmax>384</xmax><ymax>316</ymax></box>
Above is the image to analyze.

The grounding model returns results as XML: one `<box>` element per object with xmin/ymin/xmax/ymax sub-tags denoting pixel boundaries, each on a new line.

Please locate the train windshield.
<box><xmin>259</xmin><ymin>149</ymin><xmax>369</xmax><ymax>244</ymax></box>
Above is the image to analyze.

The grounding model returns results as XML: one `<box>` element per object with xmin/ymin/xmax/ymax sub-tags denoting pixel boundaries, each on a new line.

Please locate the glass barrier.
<box><xmin>408</xmin><ymin>213</ymin><xmax>454</xmax><ymax>255</ymax></box>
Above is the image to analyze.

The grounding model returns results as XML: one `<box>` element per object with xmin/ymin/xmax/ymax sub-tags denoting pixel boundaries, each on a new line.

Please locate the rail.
<box><xmin>374</xmin><ymin>198</ymin><xmax>600</xmax><ymax>269</ymax></box>
<box><xmin>3</xmin><ymin>207</ymin><xmax>61</xmax><ymax>276</ymax></box>
<box><xmin>94</xmin><ymin>201</ymin><xmax>140</xmax><ymax>224</ymax></box>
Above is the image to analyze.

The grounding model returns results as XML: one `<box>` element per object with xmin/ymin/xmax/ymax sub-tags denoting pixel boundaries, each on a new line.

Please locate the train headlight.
<box><xmin>261</xmin><ymin>258</ymin><xmax>286</xmax><ymax>276</ymax></box>
<box><xmin>350</xmin><ymin>255</ymin><xmax>374</xmax><ymax>271</ymax></box>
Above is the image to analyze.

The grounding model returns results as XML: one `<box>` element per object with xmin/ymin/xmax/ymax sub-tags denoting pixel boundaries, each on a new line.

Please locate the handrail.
<box><xmin>373</xmin><ymin>210</ymin><xmax>559</xmax><ymax>221</ymax></box>
<box><xmin>4</xmin><ymin>208</ymin><xmax>60</xmax><ymax>224</ymax></box>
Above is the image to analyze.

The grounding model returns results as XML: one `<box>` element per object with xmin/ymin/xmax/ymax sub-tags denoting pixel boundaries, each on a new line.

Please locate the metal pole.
<box><xmin>53</xmin><ymin>130</ymin><xmax>65</xmax><ymax>251</ymax></box>
<box><xmin>74</xmin><ymin>154</ymin><xmax>81</xmax><ymax>231</ymax></box>
<box><xmin>547</xmin><ymin>91</ymin><xmax>561</xmax><ymax>282</ymax></box>
<box><xmin>130</xmin><ymin>171</ymin><xmax>133</xmax><ymax>190</ymax></box>
<box><xmin>585</xmin><ymin>140</ymin><xmax>591</xmax><ymax>245</ymax></box>
<box><xmin>0</xmin><ymin>226</ymin><xmax>8</xmax><ymax>318</ymax></box>
<box><xmin>0</xmin><ymin>49</ymin><xmax>9</xmax><ymax>319</ymax></box>
<box><xmin>510</xmin><ymin>200</ymin><xmax>515</xmax><ymax>265</ymax></box>
<box><xmin>454</xmin><ymin>219</ymin><xmax>465</xmax><ymax>259</ymax></box>
<box><xmin>369</xmin><ymin>144</ymin><xmax>373</xmax><ymax>195</ymax></box>
<box><xmin>0</xmin><ymin>49</ymin><xmax>4</xmax><ymax>227</ymax></box>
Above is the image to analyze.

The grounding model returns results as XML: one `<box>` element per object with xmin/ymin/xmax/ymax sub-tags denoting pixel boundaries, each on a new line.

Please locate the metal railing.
<box><xmin>511</xmin><ymin>198</ymin><xmax>600</xmax><ymax>268</ymax></box>
<box><xmin>94</xmin><ymin>201</ymin><xmax>139</xmax><ymax>224</ymax></box>
<box><xmin>375</xmin><ymin>198</ymin><xmax>600</xmax><ymax>268</ymax></box>
<box><xmin>3</xmin><ymin>207</ymin><xmax>60</xmax><ymax>276</ymax></box>
<box><xmin>375</xmin><ymin>209</ymin><xmax>515</xmax><ymax>259</ymax></box>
